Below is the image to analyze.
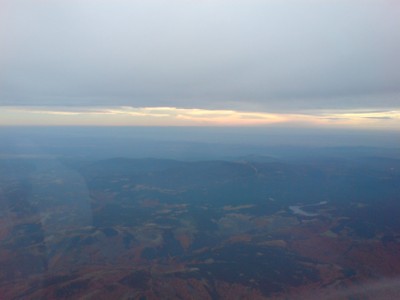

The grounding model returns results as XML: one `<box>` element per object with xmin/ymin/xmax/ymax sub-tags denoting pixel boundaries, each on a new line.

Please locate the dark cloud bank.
<box><xmin>0</xmin><ymin>0</ymin><xmax>399</xmax><ymax>112</ymax></box>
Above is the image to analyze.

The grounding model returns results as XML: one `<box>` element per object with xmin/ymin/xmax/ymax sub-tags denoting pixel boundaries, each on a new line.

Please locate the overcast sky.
<box><xmin>0</xmin><ymin>0</ymin><xmax>399</xmax><ymax>126</ymax></box>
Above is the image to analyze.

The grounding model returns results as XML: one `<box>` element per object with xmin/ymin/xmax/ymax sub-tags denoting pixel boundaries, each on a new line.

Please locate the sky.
<box><xmin>0</xmin><ymin>0</ymin><xmax>399</xmax><ymax>127</ymax></box>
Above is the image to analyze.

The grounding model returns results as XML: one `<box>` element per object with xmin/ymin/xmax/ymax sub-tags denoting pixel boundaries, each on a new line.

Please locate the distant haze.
<box><xmin>1</xmin><ymin>127</ymin><xmax>399</xmax><ymax>161</ymax></box>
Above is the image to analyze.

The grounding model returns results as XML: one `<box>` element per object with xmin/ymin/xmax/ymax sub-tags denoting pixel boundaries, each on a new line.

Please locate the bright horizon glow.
<box><xmin>1</xmin><ymin>106</ymin><xmax>400</xmax><ymax>129</ymax></box>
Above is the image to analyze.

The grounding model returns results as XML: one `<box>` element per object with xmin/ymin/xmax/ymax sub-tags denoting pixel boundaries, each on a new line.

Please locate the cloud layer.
<box><xmin>1</xmin><ymin>0</ymin><xmax>399</xmax><ymax>113</ymax></box>
<box><xmin>2</xmin><ymin>106</ymin><xmax>399</xmax><ymax>128</ymax></box>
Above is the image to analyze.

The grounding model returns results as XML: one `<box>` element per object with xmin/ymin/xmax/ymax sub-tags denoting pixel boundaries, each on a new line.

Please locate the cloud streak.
<box><xmin>1</xmin><ymin>106</ymin><xmax>399</xmax><ymax>128</ymax></box>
